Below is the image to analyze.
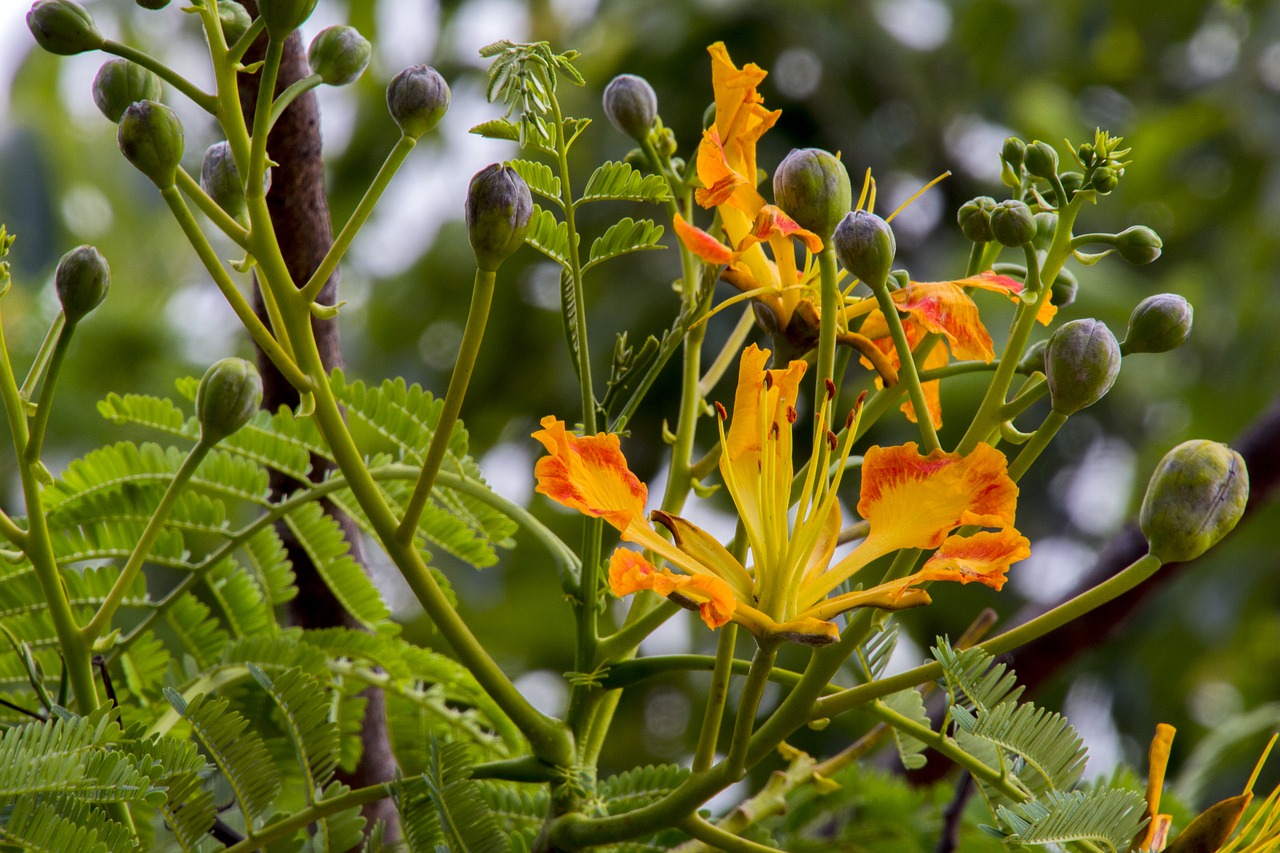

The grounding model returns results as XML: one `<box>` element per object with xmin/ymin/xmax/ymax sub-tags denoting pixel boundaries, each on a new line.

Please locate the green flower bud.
<box><xmin>200</xmin><ymin>141</ymin><xmax>247</xmax><ymax>224</ymax></box>
<box><xmin>118</xmin><ymin>100</ymin><xmax>184</xmax><ymax>189</ymax></box>
<box><xmin>833</xmin><ymin>210</ymin><xmax>895</xmax><ymax>286</ymax></box>
<box><xmin>466</xmin><ymin>164</ymin><xmax>532</xmax><ymax>272</ymax></box>
<box><xmin>1121</xmin><ymin>294</ymin><xmax>1192</xmax><ymax>355</ymax></box>
<box><xmin>602</xmin><ymin>74</ymin><xmax>658</xmax><ymax>142</ymax></box>
<box><xmin>1044</xmin><ymin>318</ymin><xmax>1121</xmax><ymax>415</ymax></box>
<box><xmin>1050</xmin><ymin>267</ymin><xmax>1077</xmax><ymax>308</ymax></box>
<box><xmin>957</xmin><ymin>196</ymin><xmax>997</xmax><ymax>243</ymax></box>
<box><xmin>136</xmin><ymin>0</ymin><xmax>170</xmax><ymax>9</ymax></box>
<box><xmin>26</xmin><ymin>0</ymin><xmax>103</xmax><ymax>56</ymax></box>
<box><xmin>387</xmin><ymin>65</ymin><xmax>449</xmax><ymax>140</ymax></box>
<box><xmin>196</xmin><ymin>357</ymin><xmax>262</xmax><ymax>444</ymax></box>
<box><xmin>217</xmin><ymin>1</ymin><xmax>252</xmax><ymax>45</ymax></box>
<box><xmin>256</xmin><ymin>0</ymin><xmax>317</xmax><ymax>39</ymax></box>
<box><xmin>1090</xmin><ymin>165</ymin><xmax>1120</xmax><ymax>194</ymax></box>
<box><xmin>772</xmin><ymin>148</ymin><xmax>852</xmax><ymax>241</ymax></box>
<box><xmin>1024</xmin><ymin>140</ymin><xmax>1059</xmax><ymax>180</ymax></box>
<box><xmin>1059</xmin><ymin>171</ymin><xmax>1084</xmax><ymax>198</ymax></box>
<box><xmin>1017</xmin><ymin>339</ymin><xmax>1047</xmax><ymax>375</ymax></box>
<box><xmin>54</xmin><ymin>244</ymin><xmax>109</xmax><ymax>323</ymax></box>
<box><xmin>1113</xmin><ymin>225</ymin><xmax>1162</xmax><ymax>264</ymax></box>
<box><xmin>1001</xmin><ymin>136</ymin><xmax>1026</xmax><ymax>171</ymax></box>
<box><xmin>1140</xmin><ymin>440</ymin><xmax>1248</xmax><ymax>564</ymax></box>
<box><xmin>92</xmin><ymin>59</ymin><xmax>163</xmax><ymax>124</ymax></box>
<box><xmin>990</xmin><ymin>199</ymin><xmax>1036</xmax><ymax>247</ymax></box>
<box><xmin>658</xmin><ymin>127</ymin><xmax>678</xmax><ymax>158</ymax></box>
<box><xmin>1032</xmin><ymin>211</ymin><xmax>1057</xmax><ymax>250</ymax></box>
<box><xmin>307</xmin><ymin>25</ymin><xmax>370</xmax><ymax>87</ymax></box>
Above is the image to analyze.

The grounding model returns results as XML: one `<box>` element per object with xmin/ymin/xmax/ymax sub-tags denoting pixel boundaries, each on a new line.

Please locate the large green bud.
<box><xmin>957</xmin><ymin>196</ymin><xmax>996</xmax><ymax>243</ymax></box>
<box><xmin>92</xmin><ymin>59</ymin><xmax>163</xmax><ymax>124</ymax></box>
<box><xmin>1044</xmin><ymin>318</ymin><xmax>1121</xmax><ymax>415</ymax></box>
<box><xmin>602</xmin><ymin>74</ymin><xmax>657</xmax><ymax>142</ymax></box>
<box><xmin>196</xmin><ymin>357</ymin><xmax>262</xmax><ymax>444</ymax></box>
<box><xmin>387</xmin><ymin>65</ymin><xmax>450</xmax><ymax>140</ymax></box>
<box><xmin>773</xmin><ymin>148</ymin><xmax>852</xmax><ymax>240</ymax></box>
<box><xmin>217</xmin><ymin>1</ymin><xmax>252</xmax><ymax>45</ymax></box>
<box><xmin>308</xmin><ymin>25</ymin><xmax>370</xmax><ymax>87</ymax></box>
<box><xmin>256</xmin><ymin>0</ymin><xmax>318</xmax><ymax>40</ymax></box>
<box><xmin>54</xmin><ymin>245</ymin><xmax>109</xmax><ymax>324</ymax></box>
<box><xmin>1023</xmin><ymin>140</ymin><xmax>1059</xmax><ymax>180</ymax></box>
<box><xmin>465</xmin><ymin>164</ymin><xmax>532</xmax><ymax>273</ymax></box>
<box><xmin>27</xmin><ymin>0</ymin><xmax>103</xmax><ymax>56</ymax></box>
<box><xmin>200</xmin><ymin>141</ymin><xmax>247</xmax><ymax>224</ymax></box>
<box><xmin>1140</xmin><ymin>440</ymin><xmax>1248</xmax><ymax>564</ymax></box>
<box><xmin>118</xmin><ymin>100</ymin><xmax>184</xmax><ymax>189</ymax></box>
<box><xmin>1121</xmin><ymin>294</ymin><xmax>1193</xmax><ymax>355</ymax></box>
<box><xmin>990</xmin><ymin>199</ymin><xmax>1036</xmax><ymax>247</ymax></box>
<box><xmin>832</xmin><ymin>210</ymin><xmax>895</xmax><ymax>286</ymax></box>
<box><xmin>1113</xmin><ymin>225</ymin><xmax>1163</xmax><ymax>264</ymax></box>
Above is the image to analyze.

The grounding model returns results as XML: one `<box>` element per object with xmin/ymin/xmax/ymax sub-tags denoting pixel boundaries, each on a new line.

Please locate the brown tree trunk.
<box><xmin>236</xmin><ymin>12</ymin><xmax>399</xmax><ymax>835</ymax></box>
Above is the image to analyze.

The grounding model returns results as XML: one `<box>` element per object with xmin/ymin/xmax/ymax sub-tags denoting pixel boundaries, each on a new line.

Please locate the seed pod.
<box><xmin>1023</xmin><ymin>140</ymin><xmax>1059</xmax><ymax>180</ymax></box>
<box><xmin>773</xmin><ymin>148</ymin><xmax>851</xmax><ymax>240</ymax></box>
<box><xmin>308</xmin><ymin>25</ymin><xmax>370</xmax><ymax>87</ymax></box>
<box><xmin>256</xmin><ymin>0</ymin><xmax>318</xmax><ymax>40</ymax></box>
<box><xmin>1121</xmin><ymin>294</ymin><xmax>1192</xmax><ymax>355</ymax></box>
<box><xmin>1044</xmin><ymin>318</ymin><xmax>1120</xmax><ymax>415</ymax></box>
<box><xmin>1140</xmin><ymin>440</ymin><xmax>1248</xmax><ymax>564</ymax></box>
<box><xmin>602</xmin><ymin>74</ymin><xmax>658</xmax><ymax>142</ymax></box>
<box><xmin>833</xmin><ymin>210</ymin><xmax>895</xmax><ymax>286</ymax></box>
<box><xmin>196</xmin><ymin>357</ymin><xmax>263</xmax><ymax>444</ymax></box>
<box><xmin>118</xmin><ymin>100</ymin><xmax>185</xmax><ymax>189</ymax></box>
<box><xmin>200</xmin><ymin>141</ymin><xmax>247</xmax><ymax>224</ymax></box>
<box><xmin>465</xmin><ymin>164</ymin><xmax>533</xmax><ymax>272</ymax></box>
<box><xmin>387</xmin><ymin>65</ymin><xmax>450</xmax><ymax>140</ymax></box>
<box><xmin>92</xmin><ymin>59</ymin><xmax>163</xmax><ymax>123</ymax></box>
<box><xmin>217</xmin><ymin>1</ymin><xmax>252</xmax><ymax>45</ymax></box>
<box><xmin>957</xmin><ymin>196</ymin><xmax>997</xmax><ymax>243</ymax></box>
<box><xmin>990</xmin><ymin>199</ymin><xmax>1035</xmax><ymax>247</ymax></box>
<box><xmin>1113</xmin><ymin>225</ymin><xmax>1163</xmax><ymax>264</ymax></box>
<box><xmin>26</xmin><ymin>0</ymin><xmax>103</xmax><ymax>55</ymax></box>
<box><xmin>54</xmin><ymin>245</ymin><xmax>109</xmax><ymax>323</ymax></box>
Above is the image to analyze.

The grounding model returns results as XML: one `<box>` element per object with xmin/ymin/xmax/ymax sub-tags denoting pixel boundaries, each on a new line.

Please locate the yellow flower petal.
<box><xmin>916</xmin><ymin>528</ymin><xmax>1031</xmax><ymax>590</ymax></box>
<box><xmin>532</xmin><ymin>416</ymin><xmax>647</xmax><ymax>532</ymax></box>
<box><xmin>608</xmin><ymin>548</ymin><xmax>737</xmax><ymax>629</ymax></box>
<box><xmin>673</xmin><ymin>212</ymin><xmax>736</xmax><ymax>265</ymax></box>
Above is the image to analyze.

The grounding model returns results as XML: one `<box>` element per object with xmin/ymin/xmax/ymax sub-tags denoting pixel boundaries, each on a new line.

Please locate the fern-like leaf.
<box><xmin>933</xmin><ymin>639</ymin><xmax>1023</xmax><ymax>716</ymax></box>
<box><xmin>469</xmin><ymin>118</ymin><xmax>520</xmax><ymax>141</ymax></box>
<box><xmin>418</xmin><ymin>740</ymin><xmax>507</xmax><ymax>853</ymax></box>
<box><xmin>995</xmin><ymin>788</ymin><xmax>1147</xmax><ymax>851</ymax></box>
<box><xmin>506</xmin><ymin>158</ymin><xmax>562</xmax><ymax>205</ymax></box>
<box><xmin>0</xmin><ymin>796</ymin><xmax>135</xmax><ymax>853</ymax></box>
<box><xmin>524</xmin><ymin>204</ymin><xmax>573</xmax><ymax>266</ymax></box>
<box><xmin>583</xmin><ymin>217</ymin><xmax>665</xmax><ymax>272</ymax></box>
<box><xmin>249</xmin><ymin>663</ymin><xmax>341</xmax><ymax>793</ymax></box>
<box><xmin>879</xmin><ymin>689</ymin><xmax>929</xmax><ymax>771</ymax></box>
<box><xmin>600</xmin><ymin>764</ymin><xmax>691</xmax><ymax>815</ymax></box>
<box><xmin>283</xmin><ymin>501</ymin><xmax>395</xmax><ymax>634</ymax></box>
<box><xmin>579</xmin><ymin>161</ymin><xmax>671</xmax><ymax>204</ymax></box>
<box><xmin>957</xmin><ymin>697</ymin><xmax>1088</xmax><ymax>794</ymax></box>
<box><xmin>854</xmin><ymin>622</ymin><xmax>901</xmax><ymax>682</ymax></box>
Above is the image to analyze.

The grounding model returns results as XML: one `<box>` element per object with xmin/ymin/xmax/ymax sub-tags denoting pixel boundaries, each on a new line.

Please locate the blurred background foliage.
<box><xmin>3</xmin><ymin>0</ymin><xmax>1279</xmax><ymax>812</ymax></box>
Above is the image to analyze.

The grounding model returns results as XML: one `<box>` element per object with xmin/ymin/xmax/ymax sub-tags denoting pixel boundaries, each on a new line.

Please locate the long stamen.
<box><xmin>799</xmin><ymin>395</ymin><xmax>865</xmax><ymax>596</ymax></box>
<box><xmin>716</xmin><ymin>401</ymin><xmax>768</xmax><ymax>572</ymax></box>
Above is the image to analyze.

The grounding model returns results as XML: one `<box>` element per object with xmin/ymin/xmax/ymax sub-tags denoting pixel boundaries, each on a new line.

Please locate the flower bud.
<box><xmin>957</xmin><ymin>196</ymin><xmax>996</xmax><ymax>243</ymax></box>
<box><xmin>1090</xmin><ymin>166</ymin><xmax>1120</xmax><ymax>194</ymax></box>
<box><xmin>1140</xmin><ymin>440</ymin><xmax>1248</xmax><ymax>564</ymax></box>
<box><xmin>773</xmin><ymin>148</ymin><xmax>852</xmax><ymax>240</ymax></box>
<box><xmin>1121</xmin><ymin>294</ymin><xmax>1192</xmax><ymax>355</ymax></box>
<box><xmin>1017</xmin><ymin>339</ymin><xmax>1047</xmax><ymax>375</ymax></box>
<box><xmin>118</xmin><ymin>100</ymin><xmax>184</xmax><ymax>189</ymax></box>
<box><xmin>1044</xmin><ymin>319</ymin><xmax>1121</xmax><ymax>415</ymax></box>
<box><xmin>200</xmin><ymin>141</ymin><xmax>247</xmax><ymax>224</ymax></box>
<box><xmin>833</xmin><ymin>210</ymin><xmax>895</xmax><ymax>286</ymax></box>
<box><xmin>387</xmin><ymin>65</ymin><xmax>450</xmax><ymax>140</ymax></box>
<box><xmin>136</xmin><ymin>0</ymin><xmax>170</xmax><ymax>9</ymax></box>
<box><xmin>196</xmin><ymin>357</ymin><xmax>262</xmax><ymax>444</ymax></box>
<box><xmin>217</xmin><ymin>1</ymin><xmax>252</xmax><ymax>45</ymax></box>
<box><xmin>256</xmin><ymin>0</ymin><xmax>317</xmax><ymax>39</ymax></box>
<box><xmin>307</xmin><ymin>25</ymin><xmax>370</xmax><ymax>87</ymax></box>
<box><xmin>26</xmin><ymin>0</ymin><xmax>103</xmax><ymax>56</ymax></box>
<box><xmin>92</xmin><ymin>59</ymin><xmax>162</xmax><ymax>124</ymax></box>
<box><xmin>465</xmin><ymin>164</ymin><xmax>533</xmax><ymax>272</ymax></box>
<box><xmin>54</xmin><ymin>245</ymin><xmax>109</xmax><ymax>324</ymax></box>
<box><xmin>1032</xmin><ymin>211</ymin><xmax>1057</xmax><ymax>250</ymax></box>
<box><xmin>1001</xmin><ymin>137</ymin><xmax>1026</xmax><ymax>172</ymax></box>
<box><xmin>990</xmin><ymin>199</ymin><xmax>1035</xmax><ymax>247</ymax></box>
<box><xmin>1059</xmin><ymin>171</ymin><xmax>1084</xmax><ymax>198</ymax></box>
<box><xmin>1050</xmin><ymin>268</ymin><xmax>1077</xmax><ymax>309</ymax></box>
<box><xmin>1023</xmin><ymin>140</ymin><xmax>1059</xmax><ymax>180</ymax></box>
<box><xmin>602</xmin><ymin>74</ymin><xmax>657</xmax><ymax>142</ymax></box>
<box><xmin>1113</xmin><ymin>225</ymin><xmax>1162</xmax><ymax>264</ymax></box>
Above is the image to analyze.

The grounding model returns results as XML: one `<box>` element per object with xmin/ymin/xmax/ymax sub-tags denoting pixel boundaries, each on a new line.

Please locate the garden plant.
<box><xmin>0</xmin><ymin>0</ymin><xmax>1271</xmax><ymax>850</ymax></box>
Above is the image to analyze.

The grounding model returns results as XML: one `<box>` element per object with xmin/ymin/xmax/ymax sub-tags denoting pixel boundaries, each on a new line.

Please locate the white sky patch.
<box><xmin>164</xmin><ymin>282</ymin><xmax>243</xmax><ymax>365</ymax></box>
<box><xmin>944</xmin><ymin>114</ymin><xmax>1016</xmax><ymax>183</ymax></box>
<box><xmin>1063</xmin><ymin>676</ymin><xmax>1121</xmax><ymax>782</ymax></box>
<box><xmin>514</xmin><ymin>669</ymin><xmax>569</xmax><ymax>717</ymax></box>
<box><xmin>774</xmin><ymin>47</ymin><xmax>822</xmax><ymax>100</ymax></box>
<box><xmin>375</xmin><ymin>0</ymin><xmax>441</xmax><ymax>74</ymax></box>
<box><xmin>478</xmin><ymin>439</ymin><xmax>535</xmax><ymax>506</ymax></box>
<box><xmin>1186</xmin><ymin>20</ymin><xmax>1241</xmax><ymax>83</ymax></box>
<box><xmin>61</xmin><ymin>183</ymin><xmax>114</xmax><ymax>239</ymax></box>
<box><xmin>1056</xmin><ymin>436</ymin><xmax>1136</xmax><ymax>537</ymax></box>
<box><xmin>883</xmin><ymin>171</ymin><xmax>944</xmax><ymax>243</ymax></box>
<box><xmin>450</xmin><ymin>0</ymin><xmax>531</xmax><ymax>68</ymax></box>
<box><xmin>1011</xmin><ymin>535</ymin><xmax>1096</xmax><ymax>605</ymax></box>
<box><xmin>873</xmin><ymin>0</ymin><xmax>952</xmax><ymax>52</ymax></box>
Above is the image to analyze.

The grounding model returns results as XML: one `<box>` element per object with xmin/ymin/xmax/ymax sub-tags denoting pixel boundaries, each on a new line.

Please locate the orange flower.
<box><xmin>533</xmin><ymin>345</ymin><xmax>1029</xmax><ymax>645</ymax></box>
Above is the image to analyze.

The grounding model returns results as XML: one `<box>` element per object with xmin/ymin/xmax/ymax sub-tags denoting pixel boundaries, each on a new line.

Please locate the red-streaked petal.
<box><xmin>857</xmin><ymin>442</ymin><xmax>1019</xmax><ymax>552</ymax></box>
<box><xmin>694</xmin><ymin>127</ymin><xmax>747</xmax><ymax>209</ymax></box>
<box><xmin>743</xmin><ymin>205</ymin><xmax>824</xmax><ymax>255</ymax></box>
<box><xmin>892</xmin><ymin>281</ymin><xmax>995</xmax><ymax>362</ymax></box>
<box><xmin>962</xmin><ymin>270</ymin><xmax>1058</xmax><ymax>326</ymax></box>
<box><xmin>674</xmin><ymin>212</ymin><xmax>736</xmax><ymax>265</ymax></box>
<box><xmin>607</xmin><ymin>549</ymin><xmax>737</xmax><ymax>629</ymax></box>
<box><xmin>917</xmin><ymin>528</ymin><xmax>1031</xmax><ymax>591</ymax></box>
<box><xmin>532</xmin><ymin>416</ymin><xmax>647</xmax><ymax>532</ymax></box>
<box><xmin>706</xmin><ymin>42</ymin><xmax>780</xmax><ymax>191</ymax></box>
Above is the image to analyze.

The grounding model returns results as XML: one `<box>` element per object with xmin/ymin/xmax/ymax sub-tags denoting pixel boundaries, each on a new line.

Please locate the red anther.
<box><xmin>770</xmin><ymin>422</ymin><xmax>780</xmax><ymax>440</ymax></box>
<box><xmin>855</xmin><ymin>389</ymin><xmax>868</xmax><ymax>410</ymax></box>
<box><xmin>826</xmin><ymin>430</ymin><xmax>838</xmax><ymax>451</ymax></box>
<box><xmin>764</xmin><ymin>372</ymin><xmax>774</xmax><ymax>390</ymax></box>
<box><xmin>714</xmin><ymin>401</ymin><xmax>728</xmax><ymax>420</ymax></box>
<box><xmin>786</xmin><ymin>406</ymin><xmax>798</xmax><ymax>424</ymax></box>
<box><xmin>845</xmin><ymin>409</ymin><xmax>856</xmax><ymax>429</ymax></box>
<box><xmin>825</xmin><ymin>378</ymin><xmax>837</xmax><ymax>400</ymax></box>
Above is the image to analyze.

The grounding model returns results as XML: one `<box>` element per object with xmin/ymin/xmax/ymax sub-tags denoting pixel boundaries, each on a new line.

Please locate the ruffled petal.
<box><xmin>651</xmin><ymin>510</ymin><xmax>754</xmax><ymax>598</ymax></box>
<box><xmin>706</xmin><ymin>42</ymin><xmax>780</xmax><ymax>194</ymax></box>
<box><xmin>743</xmin><ymin>205</ymin><xmax>824</xmax><ymax>255</ymax></box>
<box><xmin>673</xmin><ymin>212</ymin><xmax>736</xmax><ymax>265</ymax></box>
<box><xmin>917</xmin><ymin>528</ymin><xmax>1031</xmax><ymax>590</ymax></box>
<box><xmin>964</xmin><ymin>270</ymin><xmax>1058</xmax><ymax>326</ymax></box>
<box><xmin>532</xmin><ymin>416</ymin><xmax>647</xmax><ymax>532</ymax></box>
<box><xmin>608</xmin><ymin>549</ymin><xmax>737</xmax><ymax>629</ymax></box>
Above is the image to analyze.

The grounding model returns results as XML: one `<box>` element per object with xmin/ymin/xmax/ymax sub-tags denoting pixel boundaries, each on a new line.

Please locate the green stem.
<box><xmin>22</xmin><ymin>317</ymin><xmax>75</xmax><ymax>465</ymax></box>
<box><xmin>553</xmin><ymin>104</ymin><xmax>596</xmax><ymax>434</ymax></box>
<box><xmin>919</xmin><ymin>358</ymin><xmax>1000</xmax><ymax>382</ymax></box>
<box><xmin>219</xmin><ymin>784</ymin><xmax>393</xmax><ymax>853</ymax></box>
<box><xmin>226</xmin><ymin>17</ymin><xmax>267</xmax><ymax>65</ymax></box>
<box><xmin>815</xmin><ymin>247</ymin><xmax>839</xmax><ymax>410</ymax></box>
<box><xmin>472</xmin><ymin>756</ymin><xmax>557</xmax><ymax>782</ymax></box>
<box><xmin>268</xmin><ymin>73</ymin><xmax>323</xmax><ymax>129</ymax></box>
<box><xmin>999</xmin><ymin>375</ymin><xmax>1048</xmax><ymax>421</ymax></box>
<box><xmin>18</xmin><ymin>312</ymin><xmax>63</xmax><ymax>400</ymax></box>
<box><xmin>101</xmin><ymin>40</ymin><xmax>217</xmax><ymax>113</ymax></box>
<box><xmin>1008</xmin><ymin>409</ymin><xmax>1067</xmax><ymax>481</ymax></box>
<box><xmin>300</xmin><ymin>135</ymin><xmax>418</xmax><ymax>303</ymax></box>
<box><xmin>659</xmin><ymin>323</ymin><xmax>707</xmax><ymax>514</ymax></box>
<box><xmin>865</xmin><ymin>273</ymin><xmax>940</xmax><ymax>452</ymax></box>
<box><xmin>396</xmin><ymin>269</ymin><xmax>496</xmax><ymax>543</ymax></box>
<box><xmin>725</xmin><ymin>641</ymin><xmax>778</xmax><ymax>779</ymax></box>
<box><xmin>693</xmin><ymin>623</ymin><xmax>739</xmax><ymax>772</ymax></box>
<box><xmin>82</xmin><ymin>441</ymin><xmax>212</xmax><ymax>641</ymax></box>
<box><xmin>159</xmin><ymin>186</ymin><xmax>310</xmax><ymax>389</ymax></box>
<box><xmin>596</xmin><ymin>654</ymin><xmax>809</xmax><ymax>692</ymax></box>
<box><xmin>679</xmin><ymin>814</ymin><xmax>787</xmax><ymax>853</ymax></box>
<box><xmin>174</xmin><ymin>167</ymin><xmax>249</xmax><ymax>249</ymax></box>
<box><xmin>595</xmin><ymin>598</ymin><xmax>680</xmax><ymax>662</ymax></box>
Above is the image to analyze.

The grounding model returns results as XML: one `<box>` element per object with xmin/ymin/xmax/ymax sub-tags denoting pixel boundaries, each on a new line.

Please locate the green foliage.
<box><xmin>579</xmin><ymin>162</ymin><xmax>671</xmax><ymax>205</ymax></box>
<box><xmin>993</xmin><ymin>789</ymin><xmax>1147</xmax><ymax>851</ymax></box>
<box><xmin>584</xmin><ymin>217</ymin><xmax>665</xmax><ymax>272</ymax></box>
<box><xmin>399</xmin><ymin>741</ymin><xmax>507</xmax><ymax>853</ymax></box>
